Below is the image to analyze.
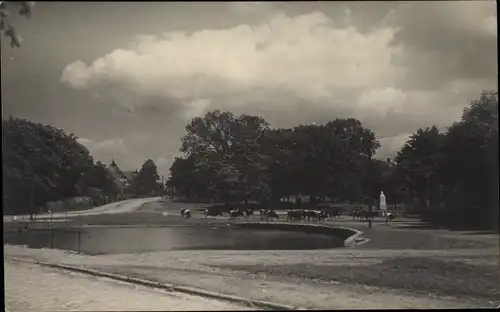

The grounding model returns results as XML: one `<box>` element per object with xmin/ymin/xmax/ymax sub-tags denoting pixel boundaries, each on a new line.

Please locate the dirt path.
<box><xmin>4</xmin><ymin>258</ymin><xmax>249</xmax><ymax>311</ymax></box>
<box><xmin>3</xmin><ymin>197</ymin><xmax>162</xmax><ymax>222</ymax></box>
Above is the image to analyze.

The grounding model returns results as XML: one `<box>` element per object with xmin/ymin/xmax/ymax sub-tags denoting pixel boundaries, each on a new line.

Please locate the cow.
<box><xmin>205</xmin><ymin>209</ymin><xmax>223</xmax><ymax>218</ymax></box>
<box><xmin>266</xmin><ymin>210</ymin><xmax>279</xmax><ymax>221</ymax></box>
<box><xmin>317</xmin><ymin>211</ymin><xmax>328</xmax><ymax>223</ymax></box>
<box><xmin>287</xmin><ymin>210</ymin><xmax>302</xmax><ymax>222</ymax></box>
<box><xmin>303</xmin><ymin>210</ymin><xmax>319</xmax><ymax>222</ymax></box>
<box><xmin>385</xmin><ymin>211</ymin><xmax>395</xmax><ymax>225</ymax></box>
<box><xmin>181</xmin><ymin>208</ymin><xmax>191</xmax><ymax>219</ymax></box>
<box><xmin>243</xmin><ymin>208</ymin><xmax>254</xmax><ymax>219</ymax></box>
<box><xmin>229</xmin><ymin>209</ymin><xmax>244</xmax><ymax>220</ymax></box>
<box><xmin>260</xmin><ymin>208</ymin><xmax>267</xmax><ymax>220</ymax></box>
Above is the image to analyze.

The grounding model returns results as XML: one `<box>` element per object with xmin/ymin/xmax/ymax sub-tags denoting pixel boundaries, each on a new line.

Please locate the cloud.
<box><xmin>383</xmin><ymin>1</ymin><xmax>497</xmax><ymax>91</ymax></box>
<box><xmin>184</xmin><ymin>98</ymin><xmax>211</xmax><ymax>119</ymax></box>
<box><xmin>227</xmin><ymin>2</ymin><xmax>275</xmax><ymax>15</ymax></box>
<box><xmin>358</xmin><ymin>87</ymin><xmax>407</xmax><ymax>118</ymax></box>
<box><xmin>376</xmin><ymin>133</ymin><xmax>412</xmax><ymax>159</ymax></box>
<box><xmin>62</xmin><ymin>4</ymin><xmax>497</xmax><ymax>160</ymax></box>
<box><xmin>77</xmin><ymin>137</ymin><xmax>128</xmax><ymax>161</ymax></box>
<box><xmin>61</xmin><ymin>11</ymin><xmax>403</xmax><ymax>117</ymax></box>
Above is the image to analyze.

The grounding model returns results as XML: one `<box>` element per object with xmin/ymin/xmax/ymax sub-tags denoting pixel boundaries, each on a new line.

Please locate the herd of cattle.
<box><xmin>181</xmin><ymin>206</ymin><xmax>396</xmax><ymax>224</ymax></box>
<box><xmin>181</xmin><ymin>207</ymin><xmax>350</xmax><ymax>223</ymax></box>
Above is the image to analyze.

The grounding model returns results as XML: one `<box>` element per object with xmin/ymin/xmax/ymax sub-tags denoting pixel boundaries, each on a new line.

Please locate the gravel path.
<box><xmin>4</xmin><ymin>258</ymin><xmax>249</xmax><ymax>311</ymax></box>
<box><xmin>3</xmin><ymin>197</ymin><xmax>162</xmax><ymax>222</ymax></box>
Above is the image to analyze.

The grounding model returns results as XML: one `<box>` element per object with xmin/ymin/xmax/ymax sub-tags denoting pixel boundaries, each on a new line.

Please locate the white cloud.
<box><xmin>155</xmin><ymin>152</ymin><xmax>181</xmax><ymax>175</ymax></box>
<box><xmin>62</xmin><ymin>6</ymin><xmax>496</xmax><ymax>159</ymax></box>
<box><xmin>376</xmin><ymin>133</ymin><xmax>412</xmax><ymax>159</ymax></box>
<box><xmin>61</xmin><ymin>11</ymin><xmax>404</xmax><ymax>117</ymax></box>
<box><xmin>77</xmin><ymin>137</ymin><xmax>128</xmax><ymax>160</ymax></box>
<box><xmin>184</xmin><ymin>98</ymin><xmax>211</xmax><ymax>119</ymax></box>
<box><xmin>359</xmin><ymin>87</ymin><xmax>407</xmax><ymax>118</ymax></box>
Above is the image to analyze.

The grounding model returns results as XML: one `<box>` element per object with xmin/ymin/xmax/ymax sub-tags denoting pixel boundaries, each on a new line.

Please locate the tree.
<box><xmin>178</xmin><ymin>110</ymin><xmax>271</xmax><ymax>204</ymax></box>
<box><xmin>132</xmin><ymin>159</ymin><xmax>160</xmax><ymax>196</ymax></box>
<box><xmin>230</xmin><ymin>114</ymin><xmax>271</xmax><ymax>203</ymax></box>
<box><xmin>77</xmin><ymin>161</ymin><xmax>119</xmax><ymax>202</ymax></box>
<box><xmin>169</xmin><ymin>155</ymin><xmax>211</xmax><ymax>200</ymax></box>
<box><xmin>0</xmin><ymin>1</ymin><xmax>35</xmax><ymax>48</ymax></box>
<box><xmin>181</xmin><ymin>110</ymin><xmax>238</xmax><ymax>160</ymax></box>
<box><xmin>394</xmin><ymin>90</ymin><xmax>498</xmax><ymax>230</ymax></box>
<box><xmin>175</xmin><ymin>112</ymin><xmax>382</xmax><ymax>207</ymax></box>
<box><xmin>258</xmin><ymin>119</ymin><xmax>380</xmax><ymax>205</ymax></box>
<box><xmin>326</xmin><ymin>118</ymin><xmax>380</xmax><ymax>158</ymax></box>
<box><xmin>394</xmin><ymin>126</ymin><xmax>444</xmax><ymax>214</ymax></box>
<box><xmin>260</xmin><ymin>128</ymin><xmax>297</xmax><ymax>201</ymax></box>
<box><xmin>3</xmin><ymin>117</ymin><xmax>94</xmax><ymax>214</ymax></box>
<box><xmin>439</xmin><ymin>91</ymin><xmax>498</xmax><ymax>228</ymax></box>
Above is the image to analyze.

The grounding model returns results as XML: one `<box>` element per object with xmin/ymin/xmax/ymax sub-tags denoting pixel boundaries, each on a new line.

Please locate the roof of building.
<box><xmin>108</xmin><ymin>160</ymin><xmax>127</xmax><ymax>180</ymax></box>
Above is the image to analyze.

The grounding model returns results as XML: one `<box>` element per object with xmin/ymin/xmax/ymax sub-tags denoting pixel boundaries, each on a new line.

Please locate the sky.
<box><xmin>1</xmin><ymin>1</ymin><xmax>497</xmax><ymax>176</ymax></box>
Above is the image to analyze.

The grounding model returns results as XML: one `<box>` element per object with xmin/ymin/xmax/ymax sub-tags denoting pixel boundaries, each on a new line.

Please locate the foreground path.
<box><xmin>5</xmin><ymin>245</ymin><xmax>492</xmax><ymax>309</ymax></box>
<box><xmin>5</xmin><ymin>259</ymin><xmax>249</xmax><ymax>311</ymax></box>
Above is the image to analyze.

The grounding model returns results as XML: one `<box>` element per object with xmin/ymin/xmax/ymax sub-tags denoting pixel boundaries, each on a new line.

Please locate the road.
<box><xmin>3</xmin><ymin>197</ymin><xmax>162</xmax><ymax>222</ymax></box>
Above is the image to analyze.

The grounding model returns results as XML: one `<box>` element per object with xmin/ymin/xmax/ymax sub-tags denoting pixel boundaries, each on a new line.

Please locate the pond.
<box><xmin>3</xmin><ymin>225</ymin><xmax>345</xmax><ymax>255</ymax></box>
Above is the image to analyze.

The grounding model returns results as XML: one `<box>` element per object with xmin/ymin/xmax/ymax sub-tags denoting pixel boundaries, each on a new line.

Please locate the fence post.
<box><xmin>50</xmin><ymin>230</ymin><xmax>55</xmax><ymax>249</ymax></box>
<box><xmin>77</xmin><ymin>231</ymin><xmax>82</xmax><ymax>254</ymax></box>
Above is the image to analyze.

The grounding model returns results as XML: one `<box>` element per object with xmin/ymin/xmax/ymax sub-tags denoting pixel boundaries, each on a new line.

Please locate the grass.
<box><xmin>215</xmin><ymin>257</ymin><xmax>500</xmax><ymax>301</ymax></box>
<box><xmin>350</xmin><ymin>227</ymin><xmax>494</xmax><ymax>250</ymax></box>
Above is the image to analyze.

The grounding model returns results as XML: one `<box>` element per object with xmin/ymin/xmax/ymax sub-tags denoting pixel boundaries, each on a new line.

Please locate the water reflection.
<box><xmin>4</xmin><ymin>226</ymin><xmax>344</xmax><ymax>255</ymax></box>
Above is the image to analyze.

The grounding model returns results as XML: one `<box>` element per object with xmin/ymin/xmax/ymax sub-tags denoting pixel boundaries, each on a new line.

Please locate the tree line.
<box><xmin>2</xmin><ymin>117</ymin><xmax>162</xmax><ymax>215</ymax></box>
<box><xmin>392</xmin><ymin>91</ymin><xmax>498</xmax><ymax>230</ymax></box>
<box><xmin>169</xmin><ymin>91</ymin><xmax>498</xmax><ymax>230</ymax></box>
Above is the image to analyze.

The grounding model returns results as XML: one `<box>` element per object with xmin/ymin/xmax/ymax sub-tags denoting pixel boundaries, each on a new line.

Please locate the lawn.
<box><xmin>215</xmin><ymin>256</ymin><xmax>500</xmax><ymax>302</ymax></box>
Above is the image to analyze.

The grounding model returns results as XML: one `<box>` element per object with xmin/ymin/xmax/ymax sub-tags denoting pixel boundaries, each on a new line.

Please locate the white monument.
<box><xmin>379</xmin><ymin>191</ymin><xmax>387</xmax><ymax>212</ymax></box>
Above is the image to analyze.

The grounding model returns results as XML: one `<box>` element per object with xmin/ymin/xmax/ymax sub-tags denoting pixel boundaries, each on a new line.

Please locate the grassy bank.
<box><xmin>215</xmin><ymin>256</ymin><xmax>500</xmax><ymax>302</ymax></box>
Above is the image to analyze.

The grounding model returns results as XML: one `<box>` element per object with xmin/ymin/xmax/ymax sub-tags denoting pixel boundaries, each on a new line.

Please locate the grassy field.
<box><xmin>215</xmin><ymin>256</ymin><xmax>500</xmax><ymax>302</ymax></box>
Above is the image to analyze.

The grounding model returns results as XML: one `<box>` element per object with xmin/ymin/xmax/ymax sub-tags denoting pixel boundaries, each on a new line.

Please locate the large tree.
<box><xmin>178</xmin><ymin>110</ymin><xmax>270</xmax><ymax>204</ymax></box>
<box><xmin>439</xmin><ymin>91</ymin><xmax>498</xmax><ymax>228</ymax></box>
<box><xmin>132</xmin><ymin>159</ymin><xmax>161</xmax><ymax>196</ymax></box>
<box><xmin>3</xmin><ymin>117</ymin><xmax>94</xmax><ymax>214</ymax></box>
<box><xmin>394</xmin><ymin>125</ymin><xmax>444</xmax><ymax>214</ymax></box>
<box><xmin>175</xmin><ymin>112</ymin><xmax>381</xmax><ymax>207</ymax></box>
<box><xmin>395</xmin><ymin>91</ymin><xmax>498</xmax><ymax>230</ymax></box>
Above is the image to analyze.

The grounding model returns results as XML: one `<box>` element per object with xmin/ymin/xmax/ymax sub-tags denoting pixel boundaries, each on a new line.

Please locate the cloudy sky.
<box><xmin>2</xmin><ymin>1</ymin><xmax>497</xmax><ymax>175</ymax></box>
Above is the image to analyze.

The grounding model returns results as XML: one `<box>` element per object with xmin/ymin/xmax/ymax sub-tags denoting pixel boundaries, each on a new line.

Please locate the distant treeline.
<box><xmin>2</xmin><ymin>117</ymin><xmax>163</xmax><ymax>215</ymax></box>
<box><xmin>169</xmin><ymin>91</ymin><xmax>498</xmax><ymax>230</ymax></box>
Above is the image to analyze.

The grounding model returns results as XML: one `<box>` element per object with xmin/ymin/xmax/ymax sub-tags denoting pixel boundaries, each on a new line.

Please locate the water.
<box><xmin>4</xmin><ymin>226</ymin><xmax>344</xmax><ymax>255</ymax></box>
